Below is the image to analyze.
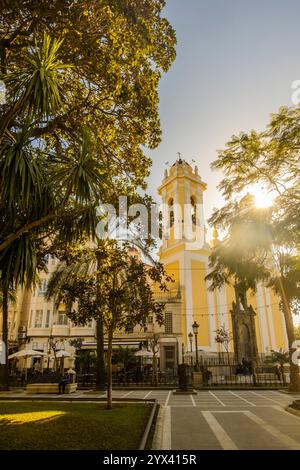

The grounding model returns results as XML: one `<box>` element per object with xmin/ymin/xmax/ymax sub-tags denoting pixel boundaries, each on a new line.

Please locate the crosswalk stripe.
<box><xmin>209</xmin><ymin>391</ymin><xmax>226</xmax><ymax>407</ymax></box>
<box><xmin>243</xmin><ymin>411</ymin><xmax>300</xmax><ymax>449</ymax></box>
<box><xmin>229</xmin><ymin>391</ymin><xmax>256</xmax><ymax>406</ymax></box>
<box><xmin>202</xmin><ymin>411</ymin><xmax>238</xmax><ymax>450</ymax></box>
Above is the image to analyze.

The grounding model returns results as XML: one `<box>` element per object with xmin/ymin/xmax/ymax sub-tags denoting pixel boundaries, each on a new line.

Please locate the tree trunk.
<box><xmin>280</xmin><ymin>364</ymin><xmax>286</xmax><ymax>385</ymax></box>
<box><xmin>95</xmin><ymin>319</ymin><xmax>106</xmax><ymax>390</ymax></box>
<box><xmin>0</xmin><ymin>278</ymin><xmax>9</xmax><ymax>390</ymax></box>
<box><xmin>152</xmin><ymin>353</ymin><xmax>158</xmax><ymax>386</ymax></box>
<box><xmin>278</xmin><ymin>278</ymin><xmax>300</xmax><ymax>392</ymax></box>
<box><xmin>95</xmin><ymin>249</ymin><xmax>106</xmax><ymax>390</ymax></box>
<box><xmin>106</xmin><ymin>329</ymin><xmax>113</xmax><ymax>410</ymax></box>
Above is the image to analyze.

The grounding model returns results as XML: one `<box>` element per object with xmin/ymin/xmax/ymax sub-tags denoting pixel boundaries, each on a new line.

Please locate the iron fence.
<box><xmin>77</xmin><ymin>370</ymin><xmax>178</xmax><ymax>388</ymax></box>
<box><xmin>77</xmin><ymin>364</ymin><xmax>289</xmax><ymax>389</ymax></box>
<box><xmin>112</xmin><ymin>370</ymin><xmax>178</xmax><ymax>387</ymax></box>
<box><xmin>201</xmin><ymin>365</ymin><xmax>288</xmax><ymax>388</ymax></box>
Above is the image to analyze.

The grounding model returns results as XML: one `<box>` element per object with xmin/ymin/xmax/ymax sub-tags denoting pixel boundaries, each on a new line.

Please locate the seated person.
<box><xmin>59</xmin><ymin>373</ymin><xmax>71</xmax><ymax>394</ymax></box>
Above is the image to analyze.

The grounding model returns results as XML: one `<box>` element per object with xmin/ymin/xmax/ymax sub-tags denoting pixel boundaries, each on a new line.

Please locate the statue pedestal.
<box><xmin>174</xmin><ymin>363</ymin><xmax>197</xmax><ymax>394</ymax></box>
<box><xmin>173</xmin><ymin>388</ymin><xmax>197</xmax><ymax>395</ymax></box>
<box><xmin>192</xmin><ymin>372</ymin><xmax>203</xmax><ymax>389</ymax></box>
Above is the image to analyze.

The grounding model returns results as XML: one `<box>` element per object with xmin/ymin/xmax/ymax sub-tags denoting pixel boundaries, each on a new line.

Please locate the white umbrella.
<box><xmin>55</xmin><ymin>350</ymin><xmax>72</xmax><ymax>358</ymax></box>
<box><xmin>54</xmin><ymin>350</ymin><xmax>73</xmax><ymax>373</ymax></box>
<box><xmin>8</xmin><ymin>349</ymin><xmax>46</xmax><ymax>359</ymax></box>
<box><xmin>8</xmin><ymin>349</ymin><xmax>46</xmax><ymax>381</ymax></box>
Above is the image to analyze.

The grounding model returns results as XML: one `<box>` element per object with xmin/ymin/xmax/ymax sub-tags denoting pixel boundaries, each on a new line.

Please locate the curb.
<box><xmin>278</xmin><ymin>390</ymin><xmax>300</xmax><ymax>396</ymax></box>
<box><xmin>151</xmin><ymin>405</ymin><xmax>171</xmax><ymax>450</ymax></box>
<box><xmin>151</xmin><ymin>405</ymin><xmax>164</xmax><ymax>450</ymax></box>
<box><xmin>0</xmin><ymin>396</ymin><xmax>157</xmax><ymax>403</ymax></box>
<box><xmin>285</xmin><ymin>405</ymin><xmax>300</xmax><ymax>418</ymax></box>
<box><xmin>138</xmin><ymin>401</ymin><xmax>158</xmax><ymax>450</ymax></box>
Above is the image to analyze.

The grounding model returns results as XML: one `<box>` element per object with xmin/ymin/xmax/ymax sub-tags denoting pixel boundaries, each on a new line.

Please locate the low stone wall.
<box><xmin>26</xmin><ymin>383</ymin><xmax>77</xmax><ymax>394</ymax></box>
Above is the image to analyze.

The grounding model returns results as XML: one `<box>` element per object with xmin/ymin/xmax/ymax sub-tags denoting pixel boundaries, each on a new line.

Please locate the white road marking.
<box><xmin>249</xmin><ymin>391</ymin><xmax>282</xmax><ymax>405</ymax></box>
<box><xmin>229</xmin><ymin>391</ymin><xmax>256</xmax><ymax>407</ymax></box>
<box><xmin>243</xmin><ymin>411</ymin><xmax>300</xmax><ymax>450</ymax></box>
<box><xmin>212</xmin><ymin>410</ymin><xmax>249</xmax><ymax>413</ymax></box>
<box><xmin>202</xmin><ymin>411</ymin><xmax>238</xmax><ymax>450</ymax></box>
<box><xmin>143</xmin><ymin>391</ymin><xmax>152</xmax><ymax>399</ymax></box>
<box><xmin>209</xmin><ymin>391</ymin><xmax>226</xmax><ymax>407</ymax></box>
<box><xmin>190</xmin><ymin>395</ymin><xmax>196</xmax><ymax>407</ymax></box>
<box><xmin>121</xmin><ymin>391</ymin><xmax>133</xmax><ymax>398</ymax></box>
<box><xmin>164</xmin><ymin>390</ymin><xmax>172</xmax><ymax>407</ymax></box>
<box><xmin>162</xmin><ymin>406</ymin><xmax>171</xmax><ymax>450</ymax></box>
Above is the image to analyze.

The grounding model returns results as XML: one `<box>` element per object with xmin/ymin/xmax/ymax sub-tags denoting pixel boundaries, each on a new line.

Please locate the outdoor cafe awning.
<box><xmin>81</xmin><ymin>340</ymin><xmax>141</xmax><ymax>350</ymax></box>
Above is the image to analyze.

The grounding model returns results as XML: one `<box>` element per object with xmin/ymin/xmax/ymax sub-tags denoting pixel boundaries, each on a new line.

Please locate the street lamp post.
<box><xmin>192</xmin><ymin>321</ymin><xmax>199</xmax><ymax>371</ymax></box>
<box><xmin>188</xmin><ymin>332</ymin><xmax>193</xmax><ymax>365</ymax></box>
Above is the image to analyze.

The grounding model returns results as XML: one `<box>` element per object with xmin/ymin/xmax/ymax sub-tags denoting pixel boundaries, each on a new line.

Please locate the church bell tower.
<box><xmin>158</xmin><ymin>157</ymin><xmax>216</xmax><ymax>350</ymax></box>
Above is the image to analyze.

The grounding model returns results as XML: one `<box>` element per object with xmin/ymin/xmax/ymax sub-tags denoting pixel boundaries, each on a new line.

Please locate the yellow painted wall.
<box><xmin>191</xmin><ymin>260</ymin><xmax>210</xmax><ymax>346</ymax></box>
<box><xmin>163</xmin><ymin>260</ymin><xmax>187</xmax><ymax>344</ymax></box>
<box><xmin>225</xmin><ymin>284</ymin><xmax>235</xmax><ymax>352</ymax></box>
<box><xmin>160</xmin><ymin>245</ymin><xmax>185</xmax><ymax>260</ymax></box>
<box><xmin>268</xmin><ymin>289</ymin><xmax>286</xmax><ymax>349</ymax></box>
<box><xmin>163</xmin><ymin>260</ymin><xmax>180</xmax><ymax>286</ymax></box>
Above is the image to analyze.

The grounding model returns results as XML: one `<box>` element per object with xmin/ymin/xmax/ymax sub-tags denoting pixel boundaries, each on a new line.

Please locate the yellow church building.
<box><xmin>2</xmin><ymin>158</ymin><xmax>288</xmax><ymax>372</ymax></box>
<box><xmin>157</xmin><ymin>157</ymin><xmax>288</xmax><ymax>366</ymax></box>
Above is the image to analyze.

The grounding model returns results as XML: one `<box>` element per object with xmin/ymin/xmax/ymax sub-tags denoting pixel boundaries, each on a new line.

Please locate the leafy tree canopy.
<box><xmin>0</xmin><ymin>0</ymin><xmax>176</xmax><ymax>254</ymax></box>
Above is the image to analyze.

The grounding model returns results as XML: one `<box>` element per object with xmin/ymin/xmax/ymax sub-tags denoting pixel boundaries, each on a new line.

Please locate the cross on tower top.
<box><xmin>177</xmin><ymin>152</ymin><xmax>183</xmax><ymax>163</ymax></box>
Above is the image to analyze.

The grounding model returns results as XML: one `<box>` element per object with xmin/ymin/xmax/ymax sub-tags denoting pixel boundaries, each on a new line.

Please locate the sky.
<box><xmin>146</xmin><ymin>0</ymin><xmax>300</xmax><ymax>226</ymax></box>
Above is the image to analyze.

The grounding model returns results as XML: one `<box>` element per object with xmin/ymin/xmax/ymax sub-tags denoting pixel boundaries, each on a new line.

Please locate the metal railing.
<box><xmin>112</xmin><ymin>370</ymin><xmax>178</xmax><ymax>387</ymax></box>
<box><xmin>200</xmin><ymin>365</ymin><xmax>288</xmax><ymax>388</ymax></box>
<box><xmin>77</xmin><ymin>370</ymin><xmax>178</xmax><ymax>388</ymax></box>
<box><xmin>77</xmin><ymin>365</ymin><xmax>289</xmax><ymax>389</ymax></box>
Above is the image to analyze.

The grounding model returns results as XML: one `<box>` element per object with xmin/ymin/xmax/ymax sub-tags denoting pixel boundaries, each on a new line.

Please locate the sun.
<box><xmin>249</xmin><ymin>184</ymin><xmax>275</xmax><ymax>208</ymax></box>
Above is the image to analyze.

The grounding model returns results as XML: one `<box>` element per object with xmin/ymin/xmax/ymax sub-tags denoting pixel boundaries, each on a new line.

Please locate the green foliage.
<box><xmin>69</xmin><ymin>338</ymin><xmax>84</xmax><ymax>350</ymax></box>
<box><xmin>47</xmin><ymin>241</ymin><xmax>170</xmax><ymax>333</ymax></box>
<box><xmin>46</xmin><ymin>240</ymin><xmax>171</xmax><ymax>406</ymax></box>
<box><xmin>265</xmin><ymin>349</ymin><xmax>290</xmax><ymax>366</ymax></box>
<box><xmin>214</xmin><ymin>324</ymin><xmax>233</xmax><ymax>353</ymax></box>
<box><xmin>0</xmin><ymin>0</ymin><xmax>176</xmax><ymax>264</ymax></box>
<box><xmin>112</xmin><ymin>346</ymin><xmax>137</xmax><ymax>369</ymax></box>
<box><xmin>206</xmin><ymin>199</ymin><xmax>271</xmax><ymax>296</ymax></box>
<box><xmin>0</xmin><ymin>2</ymin><xmax>176</xmax><ymax>388</ymax></box>
<box><xmin>209</xmin><ymin>103</ymin><xmax>300</xmax><ymax>390</ymax></box>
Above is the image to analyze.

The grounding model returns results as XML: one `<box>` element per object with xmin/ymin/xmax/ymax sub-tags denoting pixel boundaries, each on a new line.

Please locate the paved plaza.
<box><xmin>1</xmin><ymin>389</ymin><xmax>300</xmax><ymax>450</ymax></box>
<box><xmin>104</xmin><ymin>389</ymin><xmax>300</xmax><ymax>450</ymax></box>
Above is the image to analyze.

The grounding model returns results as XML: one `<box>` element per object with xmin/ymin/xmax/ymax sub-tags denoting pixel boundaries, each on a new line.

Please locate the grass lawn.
<box><xmin>0</xmin><ymin>402</ymin><xmax>151</xmax><ymax>450</ymax></box>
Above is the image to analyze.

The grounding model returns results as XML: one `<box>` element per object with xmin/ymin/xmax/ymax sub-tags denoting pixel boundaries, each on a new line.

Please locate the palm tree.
<box><xmin>46</xmin><ymin>241</ymin><xmax>107</xmax><ymax>390</ymax></box>
<box><xmin>265</xmin><ymin>349</ymin><xmax>289</xmax><ymax>384</ymax></box>
<box><xmin>207</xmin><ymin>198</ymin><xmax>300</xmax><ymax>391</ymax></box>
<box><xmin>0</xmin><ymin>34</ymin><xmax>108</xmax><ymax>388</ymax></box>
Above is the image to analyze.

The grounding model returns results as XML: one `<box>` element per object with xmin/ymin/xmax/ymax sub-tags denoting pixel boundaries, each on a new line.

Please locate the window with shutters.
<box><xmin>45</xmin><ymin>310</ymin><xmax>50</xmax><ymax>328</ymax></box>
<box><xmin>34</xmin><ymin>310</ymin><xmax>43</xmax><ymax>328</ymax></box>
<box><xmin>57</xmin><ymin>311</ymin><xmax>68</xmax><ymax>325</ymax></box>
<box><xmin>38</xmin><ymin>279</ymin><xmax>47</xmax><ymax>295</ymax></box>
<box><xmin>164</xmin><ymin>312</ymin><xmax>173</xmax><ymax>334</ymax></box>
